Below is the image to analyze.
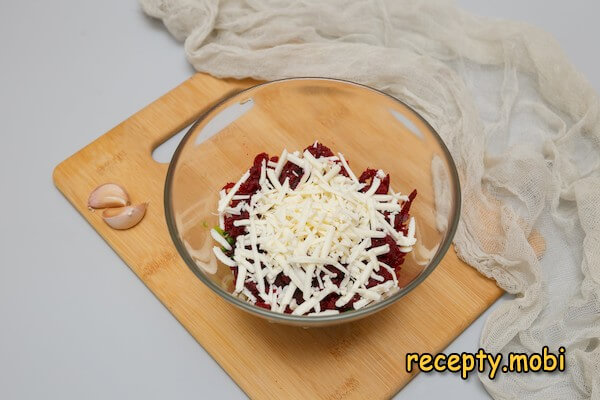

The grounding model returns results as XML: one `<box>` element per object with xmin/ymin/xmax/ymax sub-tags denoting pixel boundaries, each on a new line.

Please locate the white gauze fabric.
<box><xmin>140</xmin><ymin>0</ymin><xmax>600</xmax><ymax>398</ymax></box>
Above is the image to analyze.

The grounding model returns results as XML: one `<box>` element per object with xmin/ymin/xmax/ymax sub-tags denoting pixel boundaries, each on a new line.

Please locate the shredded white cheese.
<box><xmin>210</xmin><ymin>228</ymin><xmax>232</xmax><ymax>251</ymax></box>
<box><xmin>212</xmin><ymin>144</ymin><xmax>417</xmax><ymax>315</ymax></box>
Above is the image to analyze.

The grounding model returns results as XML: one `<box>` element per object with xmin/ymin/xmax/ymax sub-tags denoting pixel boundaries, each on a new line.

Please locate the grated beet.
<box><xmin>304</xmin><ymin>142</ymin><xmax>334</xmax><ymax>158</ymax></box>
<box><xmin>254</xmin><ymin>301</ymin><xmax>271</xmax><ymax>310</ymax></box>
<box><xmin>358</xmin><ymin>168</ymin><xmax>390</xmax><ymax>194</ymax></box>
<box><xmin>320</xmin><ymin>292</ymin><xmax>340</xmax><ymax>310</ymax></box>
<box><xmin>224</xmin><ymin>211</ymin><xmax>250</xmax><ymax>239</ymax></box>
<box><xmin>292</xmin><ymin>288</ymin><xmax>305</xmax><ymax>306</ymax></box>
<box><xmin>237</xmin><ymin>153</ymin><xmax>269</xmax><ymax>197</ymax></box>
<box><xmin>371</xmin><ymin>235</ymin><xmax>405</xmax><ymax>271</ymax></box>
<box><xmin>278</xmin><ymin>161</ymin><xmax>304</xmax><ymax>189</ymax></box>
<box><xmin>395</xmin><ymin>189</ymin><xmax>417</xmax><ymax>234</ymax></box>
<box><xmin>366</xmin><ymin>265</ymin><xmax>394</xmax><ymax>288</ymax></box>
<box><xmin>337</xmin><ymin>161</ymin><xmax>350</xmax><ymax>177</ymax></box>
<box><xmin>273</xmin><ymin>272</ymin><xmax>291</xmax><ymax>287</ymax></box>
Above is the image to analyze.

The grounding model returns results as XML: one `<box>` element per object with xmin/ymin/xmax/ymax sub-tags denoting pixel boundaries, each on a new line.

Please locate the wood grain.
<box><xmin>53</xmin><ymin>73</ymin><xmax>503</xmax><ymax>399</ymax></box>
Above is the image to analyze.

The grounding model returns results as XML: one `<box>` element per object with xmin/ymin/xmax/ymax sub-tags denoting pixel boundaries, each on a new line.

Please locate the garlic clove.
<box><xmin>88</xmin><ymin>183</ymin><xmax>130</xmax><ymax>209</ymax></box>
<box><xmin>102</xmin><ymin>203</ymin><xmax>147</xmax><ymax>230</ymax></box>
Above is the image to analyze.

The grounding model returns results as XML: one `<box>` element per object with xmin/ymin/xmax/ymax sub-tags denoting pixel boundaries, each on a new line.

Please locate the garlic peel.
<box><xmin>88</xmin><ymin>183</ymin><xmax>130</xmax><ymax>209</ymax></box>
<box><xmin>102</xmin><ymin>203</ymin><xmax>147</xmax><ymax>230</ymax></box>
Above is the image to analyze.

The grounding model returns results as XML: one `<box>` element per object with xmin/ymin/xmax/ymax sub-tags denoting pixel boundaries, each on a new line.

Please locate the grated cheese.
<box><xmin>212</xmin><ymin>145</ymin><xmax>417</xmax><ymax>315</ymax></box>
<box><xmin>210</xmin><ymin>228</ymin><xmax>232</xmax><ymax>251</ymax></box>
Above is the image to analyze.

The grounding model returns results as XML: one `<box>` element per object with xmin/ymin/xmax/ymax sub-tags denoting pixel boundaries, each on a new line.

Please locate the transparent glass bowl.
<box><xmin>165</xmin><ymin>78</ymin><xmax>460</xmax><ymax>327</ymax></box>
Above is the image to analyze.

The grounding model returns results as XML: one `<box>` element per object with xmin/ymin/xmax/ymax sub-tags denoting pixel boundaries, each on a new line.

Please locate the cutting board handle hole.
<box><xmin>151</xmin><ymin>122</ymin><xmax>195</xmax><ymax>164</ymax></box>
<box><xmin>151</xmin><ymin>95</ymin><xmax>255</xmax><ymax>165</ymax></box>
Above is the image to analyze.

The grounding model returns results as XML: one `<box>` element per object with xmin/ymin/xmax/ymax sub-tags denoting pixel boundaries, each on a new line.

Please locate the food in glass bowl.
<box><xmin>210</xmin><ymin>141</ymin><xmax>417</xmax><ymax>316</ymax></box>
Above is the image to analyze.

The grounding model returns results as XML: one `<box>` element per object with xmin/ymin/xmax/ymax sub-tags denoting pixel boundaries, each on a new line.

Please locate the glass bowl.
<box><xmin>165</xmin><ymin>78</ymin><xmax>460</xmax><ymax>327</ymax></box>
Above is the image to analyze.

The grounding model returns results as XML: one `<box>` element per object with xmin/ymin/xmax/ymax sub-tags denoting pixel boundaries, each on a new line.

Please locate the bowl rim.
<box><xmin>164</xmin><ymin>77</ymin><xmax>461</xmax><ymax>324</ymax></box>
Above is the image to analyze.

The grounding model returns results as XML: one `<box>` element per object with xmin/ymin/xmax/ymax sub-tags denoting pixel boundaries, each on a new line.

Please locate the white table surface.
<box><xmin>0</xmin><ymin>1</ymin><xmax>597</xmax><ymax>399</ymax></box>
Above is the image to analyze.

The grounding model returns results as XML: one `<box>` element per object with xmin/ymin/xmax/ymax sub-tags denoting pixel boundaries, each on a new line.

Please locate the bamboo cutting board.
<box><xmin>53</xmin><ymin>73</ymin><xmax>503</xmax><ymax>399</ymax></box>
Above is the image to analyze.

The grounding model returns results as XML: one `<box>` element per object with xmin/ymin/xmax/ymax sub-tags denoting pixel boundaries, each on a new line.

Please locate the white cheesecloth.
<box><xmin>139</xmin><ymin>0</ymin><xmax>600</xmax><ymax>398</ymax></box>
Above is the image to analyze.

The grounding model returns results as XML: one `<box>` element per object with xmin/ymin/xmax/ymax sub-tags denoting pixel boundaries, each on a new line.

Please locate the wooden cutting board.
<box><xmin>53</xmin><ymin>73</ymin><xmax>503</xmax><ymax>399</ymax></box>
